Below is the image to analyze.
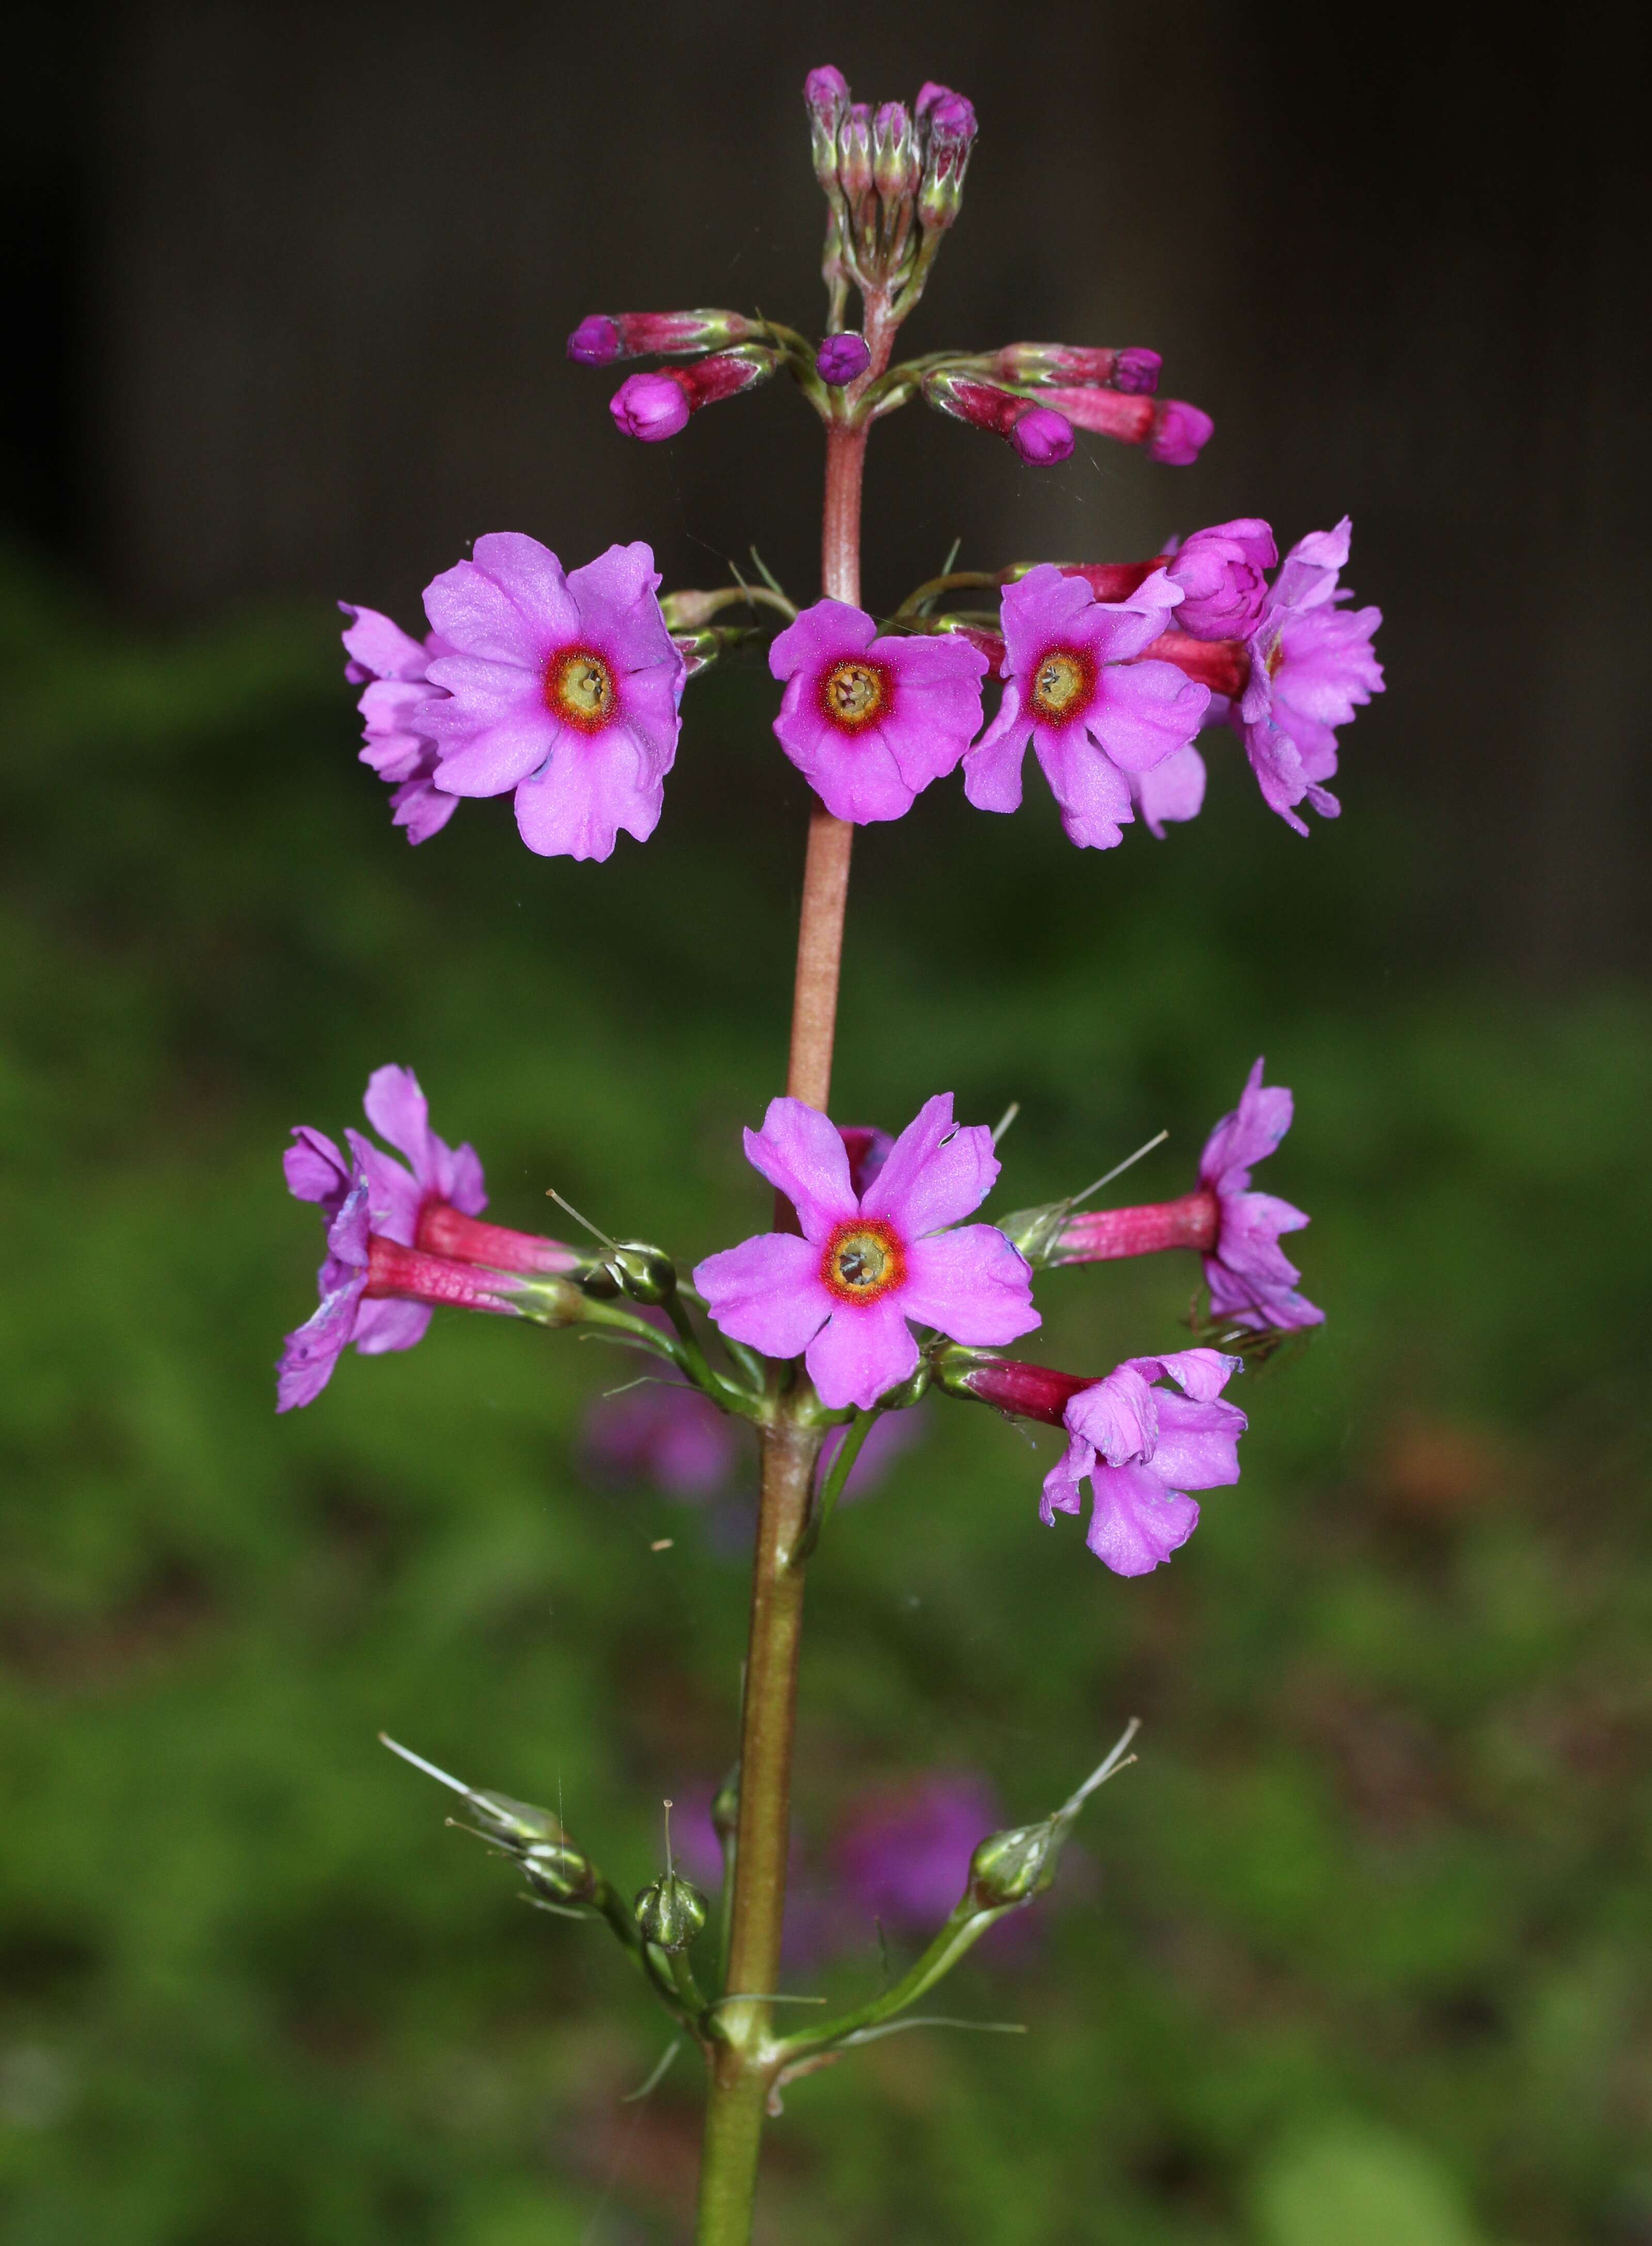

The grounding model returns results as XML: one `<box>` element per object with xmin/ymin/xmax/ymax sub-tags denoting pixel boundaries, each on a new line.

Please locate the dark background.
<box><xmin>3</xmin><ymin>6</ymin><xmax>1650</xmax><ymax>2244</ymax></box>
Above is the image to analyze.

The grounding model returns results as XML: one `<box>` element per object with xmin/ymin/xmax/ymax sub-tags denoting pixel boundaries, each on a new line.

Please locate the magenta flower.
<box><xmin>768</xmin><ymin>600</ymin><xmax>989</xmax><ymax>824</ymax></box>
<box><xmin>278</xmin><ymin>1159</ymin><xmax>375</xmax><ymax>1412</ymax></box>
<box><xmin>1127</xmin><ymin>741</ymin><xmax>1207</xmax><ymax>837</ymax></box>
<box><xmin>1037</xmin><ymin>388</ymin><xmax>1214</xmax><ymax>464</ymax></box>
<box><xmin>922</xmin><ymin>372</ymin><xmax>1074</xmax><ymax>465</ymax></box>
<box><xmin>609</xmin><ymin>347</ymin><xmax>779</xmax><ymax>442</ymax></box>
<box><xmin>1042</xmin><ymin>1349</ymin><xmax>1246</xmax><ymax>1575</ymax></box>
<box><xmin>1165</xmin><ymin>518</ymin><xmax>1277</xmax><ymax>639</ymax></box>
<box><xmin>1198</xmin><ymin>1058</ymin><xmax>1323</xmax><ymax>1330</ymax></box>
<box><xmin>419</xmin><ymin>535</ymin><xmax>685</xmax><ymax>861</ymax></box>
<box><xmin>693</xmin><ymin>1094</ymin><xmax>1038</xmax><ymax>1412</ymax></box>
<box><xmin>283</xmin><ymin>1065</ymin><xmax>487</xmax><ymax>1365</ymax></box>
<box><xmin>963</xmin><ymin>565</ymin><xmax>1210</xmax><ymax>850</ymax></box>
<box><xmin>1238</xmin><ymin>517</ymin><xmax>1384</xmax><ymax>834</ymax></box>
<box><xmin>339</xmin><ymin>604</ymin><xmax>461</xmax><ymax>845</ymax></box>
<box><xmin>567</xmin><ymin>309</ymin><xmax>760</xmax><ymax>365</ymax></box>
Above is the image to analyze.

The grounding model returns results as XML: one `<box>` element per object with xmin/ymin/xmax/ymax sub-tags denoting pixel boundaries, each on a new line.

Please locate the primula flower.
<box><xmin>1049</xmin><ymin>1059</ymin><xmax>1322</xmax><ymax>1332</ymax></box>
<box><xmin>769</xmin><ymin>600</ymin><xmax>989</xmax><ymax>824</ymax></box>
<box><xmin>419</xmin><ymin>534</ymin><xmax>686</xmax><ymax>861</ymax></box>
<box><xmin>693</xmin><ymin>1094</ymin><xmax>1038</xmax><ymax>1411</ymax></box>
<box><xmin>964</xmin><ymin>565</ymin><xmax>1210</xmax><ymax>849</ymax></box>
<box><xmin>1042</xmin><ymin>1349</ymin><xmax>1246</xmax><ymax>1575</ymax></box>
<box><xmin>1165</xmin><ymin>518</ymin><xmax>1277</xmax><ymax>639</ymax></box>
<box><xmin>1196</xmin><ymin>1058</ymin><xmax>1323</xmax><ymax>1329</ymax></box>
<box><xmin>1238</xmin><ymin>517</ymin><xmax>1384</xmax><ymax>834</ymax></box>
<box><xmin>339</xmin><ymin>604</ymin><xmax>461</xmax><ymax>845</ymax></box>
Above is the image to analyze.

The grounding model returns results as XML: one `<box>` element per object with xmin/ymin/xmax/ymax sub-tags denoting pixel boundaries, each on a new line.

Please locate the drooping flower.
<box><xmin>420</xmin><ymin>535</ymin><xmax>686</xmax><ymax>861</ymax></box>
<box><xmin>693</xmin><ymin>1094</ymin><xmax>1038</xmax><ymax>1411</ymax></box>
<box><xmin>1238</xmin><ymin>517</ymin><xmax>1384</xmax><ymax>834</ymax></box>
<box><xmin>338</xmin><ymin>604</ymin><xmax>461</xmax><ymax>845</ymax></box>
<box><xmin>769</xmin><ymin>601</ymin><xmax>990</xmax><ymax>823</ymax></box>
<box><xmin>1042</xmin><ymin>1349</ymin><xmax>1246</xmax><ymax>1575</ymax></box>
<box><xmin>963</xmin><ymin>565</ymin><xmax>1210</xmax><ymax>849</ymax></box>
<box><xmin>1043</xmin><ymin>1059</ymin><xmax>1321</xmax><ymax>1331</ymax></box>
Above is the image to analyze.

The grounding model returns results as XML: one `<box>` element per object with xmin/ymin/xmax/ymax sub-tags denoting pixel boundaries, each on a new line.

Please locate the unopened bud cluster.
<box><xmin>805</xmin><ymin>65</ymin><xmax>978</xmax><ymax>330</ymax></box>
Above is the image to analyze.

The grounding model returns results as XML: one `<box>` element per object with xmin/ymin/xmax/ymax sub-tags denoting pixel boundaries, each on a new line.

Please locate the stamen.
<box><xmin>546</xmin><ymin>646</ymin><xmax>618</xmax><ymax>731</ymax></box>
<box><xmin>820</xmin><ymin>657</ymin><xmax>889</xmax><ymax>731</ymax></box>
<box><xmin>1030</xmin><ymin>645</ymin><xmax>1094</xmax><ymax>723</ymax></box>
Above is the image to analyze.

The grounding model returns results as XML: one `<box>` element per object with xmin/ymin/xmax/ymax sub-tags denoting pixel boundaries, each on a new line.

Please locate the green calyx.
<box><xmin>636</xmin><ymin>1871</ymin><xmax>710</xmax><ymax>1953</ymax></box>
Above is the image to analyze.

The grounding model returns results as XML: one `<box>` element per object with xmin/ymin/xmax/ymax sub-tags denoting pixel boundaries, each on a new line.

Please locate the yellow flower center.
<box><xmin>822</xmin><ymin>1222</ymin><xmax>904</xmax><ymax>1303</ymax></box>
<box><xmin>820</xmin><ymin>659</ymin><xmax>888</xmax><ymax>731</ymax></box>
<box><xmin>1030</xmin><ymin>646</ymin><xmax>1093</xmax><ymax>722</ymax></box>
<box><xmin>546</xmin><ymin>647</ymin><xmax>617</xmax><ymax>732</ymax></box>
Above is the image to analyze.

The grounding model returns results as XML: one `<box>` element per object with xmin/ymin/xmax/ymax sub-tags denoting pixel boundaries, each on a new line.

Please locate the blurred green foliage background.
<box><xmin>2</xmin><ymin>546</ymin><xmax>1649</xmax><ymax>2246</ymax></box>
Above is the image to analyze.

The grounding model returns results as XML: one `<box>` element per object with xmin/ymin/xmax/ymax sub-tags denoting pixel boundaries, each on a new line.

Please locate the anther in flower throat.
<box><xmin>821</xmin><ymin>657</ymin><xmax>889</xmax><ymax>732</ymax></box>
<box><xmin>824</xmin><ymin>1222</ymin><xmax>904</xmax><ymax>1302</ymax></box>
<box><xmin>1030</xmin><ymin>646</ymin><xmax>1095</xmax><ymax>725</ymax></box>
<box><xmin>546</xmin><ymin>647</ymin><xmax>618</xmax><ymax>732</ymax></box>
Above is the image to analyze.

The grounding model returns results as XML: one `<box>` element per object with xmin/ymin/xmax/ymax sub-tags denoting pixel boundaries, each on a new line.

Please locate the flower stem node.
<box><xmin>636</xmin><ymin>1871</ymin><xmax>710</xmax><ymax>1953</ymax></box>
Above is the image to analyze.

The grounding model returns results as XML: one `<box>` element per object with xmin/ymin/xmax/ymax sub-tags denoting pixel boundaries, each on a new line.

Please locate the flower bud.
<box><xmin>934</xmin><ymin>1349</ymin><xmax>1092</xmax><ymax>1427</ymax></box>
<box><xmin>839</xmin><ymin>102</ymin><xmax>875</xmax><ymax>212</ymax></box>
<box><xmin>1150</xmin><ymin>399</ymin><xmax>1214</xmax><ymax>466</ymax></box>
<box><xmin>923</xmin><ymin>372</ymin><xmax>1070</xmax><ymax>465</ymax></box>
<box><xmin>569</xmin><ymin>309</ymin><xmax>763</xmax><ymax>365</ymax></box>
<box><xmin>607</xmin><ymin>1241</ymin><xmax>677</xmax><ymax>1307</ymax></box>
<box><xmin>1165</xmin><ymin>519</ymin><xmax>1276</xmax><ymax>638</ymax></box>
<box><xmin>610</xmin><ymin>349</ymin><xmax>782</xmax><ymax>443</ymax></box>
<box><xmin>1011</xmin><ymin>405</ymin><xmax>1075</xmax><ymax>465</ymax></box>
<box><xmin>916</xmin><ymin>90</ymin><xmax>977</xmax><ymax>233</ymax></box>
<box><xmin>804</xmin><ymin>65</ymin><xmax>851</xmax><ymax>191</ymax></box>
<box><xmin>984</xmin><ymin>343</ymin><xmax>1162</xmax><ymax>395</ymax></box>
<box><xmin>872</xmin><ymin>100</ymin><xmax>918</xmax><ymax>215</ymax></box>
<box><xmin>610</xmin><ymin>372</ymin><xmax>690</xmax><ymax>441</ymax></box>
<box><xmin>636</xmin><ymin>1871</ymin><xmax>709</xmax><ymax>1952</ymax></box>
<box><xmin>1036</xmin><ymin>388</ymin><xmax>1214</xmax><ymax>466</ymax></box>
<box><xmin>816</xmin><ymin>333</ymin><xmax>872</xmax><ymax>387</ymax></box>
<box><xmin>969</xmin><ymin>1816</ymin><xmax>1061</xmax><ymax>1908</ymax></box>
<box><xmin>520</xmin><ymin>1838</ymin><xmax>597</xmax><ymax>1905</ymax></box>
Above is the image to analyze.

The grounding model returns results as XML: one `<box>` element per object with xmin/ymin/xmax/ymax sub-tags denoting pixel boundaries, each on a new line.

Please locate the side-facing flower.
<box><xmin>964</xmin><ymin>565</ymin><xmax>1210</xmax><ymax>850</ymax></box>
<box><xmin>769</xmin><ymin>600</ymin><xmax>989</xmax><ymax>823</ymax></box>
<box><xmin>693</xmin><ymin>1094</ymin><xmax>1038</xmax><ymax>1411</ymax></box>
<box><xmin>1196</xmin><ymin>1058</ymin><xmax>1323</xmax><ymax>1329</ymax></box>
<box><xmin>1238</xmin><ymin>517</ymin><xmax>1384</xmax><ymax>833</ymax></box>
<box><xmin>420</xmin><ymin>534</ymin><xmax>686</xmax><ymax>861</ymax></box>
<box><xmin>1045</xmin><ymin>1060</ymin><xmax>1321</xmax><ymax>1331</ymax></box>
<box><xmin>338</xmin><ymin>604</ymin><xmax>460</xmax><ymax>845</ymax></box>
<box><xmin>1042</xmin><ymin>1349</ymin><xmax>1246</xmax><ymax>1575</ymax></box>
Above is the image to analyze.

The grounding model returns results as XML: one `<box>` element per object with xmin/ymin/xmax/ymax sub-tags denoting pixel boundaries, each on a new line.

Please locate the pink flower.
<box><xmin>1127</xmin><ymin>741</ymin><xmax>1207</xmax><ymax>837</ymax></box>
<box><xmin>338</xmin><ymin>604</ymin><xmax>461</xmax><ymax>845</ymax></box>
<box><xmin>963</xmin><ymin>565</ymin><xmax>1211</xmax><ymax>850</ymax></box>
<box><xmin>1238</xmin><ymin>517</ymin><xmax>1384</xmax><ymax>834</ymax></box>
<box><xmin>768</xmin><ymin>600</ymin><xmax>989</xmax><ymax>824</ymax></box>
<box><xmin>693</xmin><ymin>1094</ymin><xmax>1038</xmax><ymax>1412</ymax></box>
<box><xmin>1198</xmin><ymin>1058</ymin><xmax>1323</xmax><ymax>1330</ymax></box>
<box><xmin>1166</xmin><ymin>518</ymin><xmax>1277</xmax><ymax>639</ymax></box>
<box><xmin>420</xmin><ymin>535</ymin><xmax>685</xmax><ymax>862</ymax></box>
<box><xmin>1042</xmin><ymin>1349</ymin><xmax>1246</xmax><ymax>1575</ymax></box>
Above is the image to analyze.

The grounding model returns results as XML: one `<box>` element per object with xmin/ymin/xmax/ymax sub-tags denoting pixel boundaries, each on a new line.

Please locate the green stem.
<box><xmin>695</xmin><ymin>2055</ymin><xmax>769</xmax><ymax>2243</ymax></box>
<box><xmin>793</xmin><ymin>1407</ymin><xmax>880</xmax><ymax>1564</ymax></box>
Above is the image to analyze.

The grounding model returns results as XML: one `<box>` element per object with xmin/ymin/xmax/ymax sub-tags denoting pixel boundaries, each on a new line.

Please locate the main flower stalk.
<box><xmin>696</xmin><ymin>387</ymin><xmax>878</xmax><ymax>2244</ymax></box>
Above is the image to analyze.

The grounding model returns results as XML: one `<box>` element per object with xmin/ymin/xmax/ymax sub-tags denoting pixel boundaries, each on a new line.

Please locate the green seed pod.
<box><xmin>968</xmin><ymin>1817</ymin><xmax>1060</xmax><ymax>1910</ymax></box>
<box><xmin>466</xmin><ymin>1788</ymin><xmax>566</xmax><ymax>1849</ymax></box>
<box><xmin>521</xmin><ymin>1840</ymin><xmax>596</xmax><ymax>1906</ymax></box>
<box><xmin>635</xmin><ymin>1871</ymin><xmax>709</xmax><ymax>1953</ymax></box>
<box><xmin>608</xmin><ymin>1242</ymin><xmax>678</xmax><ymax>1307</ymax></box>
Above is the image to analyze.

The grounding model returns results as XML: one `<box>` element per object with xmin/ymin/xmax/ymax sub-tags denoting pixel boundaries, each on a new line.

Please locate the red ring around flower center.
<box><xmin>1029</xmin><ymin>644</ymin><xmax>1097</xmax><ymax>726</ymax></box>
<box><xmin>819</xmin><ymin>657</ymin><xmax>891</xmax><ymax>733</ymax></box>
<box><xmin>546</xmin><ymin>646</ymin><xmax>618</xmax><ymax>732</ymax></box>
<box><xmin>821</xmin><ymin>1220</ymin><xmax>905</xmax><ymax>1305</ymax></box>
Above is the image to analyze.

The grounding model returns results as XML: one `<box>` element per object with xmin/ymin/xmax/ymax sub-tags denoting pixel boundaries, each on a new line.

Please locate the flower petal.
<box><xmin>805</xmin><ymin>1298</ymin><xmax>919</xmax><ymax>1411</ymax></box>
<box><xmin>1087</xmin><ymin>660</ymin><xmax>1209</xmax><ymax>773</ymax></box>
<box><xmin>900</xmin><ymin>1226</ymin><xmax>1039</xmax><ymax>1345</ymax></box>
<box><xmin>423</xmin><ymin>537</ymin><xmax>579</xmax><ymax>667</ymax></box>
<box><xmin>351</xmin><ymin>1299</ymin><xmax>435</xmax><ymax>1355</ymax></box>
<box><xmin>512</xmin><ymin>726</ymin><xmax>659</xmax><ymax>861</ymax></box>
<box><xmin>284</xmin><ymin>1127</ymin><xmax>350</xmax><ymax>1209</ymax></box>
<box><xmin>1031</xmin><ymin>729</ymin><xmax>1134</xmax><ymax>850</ymax></box>
<box><xmin>861</xmin><ymin>1094</ymin><xmax>996</xmax><ymax>1237</ymax></box>
<box><xmin>1065</xmin><ymin>1364</ymin><xmax>1158</xmax><ymax>1466</ymax></box>
<box><xmin>1084</xmin><ymin>1461</ymin><xmax>1200</xmax><ymax>1575</ymax></box>
<box><xmin>1147</xmin><ymin>1391</ymin><xmax>1247</xmax><ymax>1491</ymax></box>
<box><xmin>962</xmin><ymin>684</ymin><xmax>1031</xmax><ymax>813</ymax></box>
<box><xmin>693</xmin><ymin>1232</ymin><xmax>832</xmax><ymax>1357</ymax></box>
<box><xmin>740</xmin><ymin>1098</ymin><xmax>857</xmax><ymax>1238</ymax></box>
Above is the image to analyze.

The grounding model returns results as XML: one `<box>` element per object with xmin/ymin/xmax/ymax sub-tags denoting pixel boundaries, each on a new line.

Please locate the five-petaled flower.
<box><xmin>419</xmin><ymin>534</ymin><xmax>686</xmax><ymax>861</ymax></box>
<box><xmin>769</xmin><ymin>600</ymin><xmax>990</xmax><ymax>823</ymax></box>
<box><xmin>964</xmin><ymin>565</ymin><xmax>1211</xmax><ymax>849</ymax></box>
<box><xmin>1236</xmin><ymin>517</ymin><xmax>1384</xmax><ymax>835</ymax></box>
<box><xmin>693</xmin><ymin>1093</ymin><xmax>1038</xmax><ymax>1411</ymax></box>
<box><xmin>1042</xmin><ymin>1349</ymin><xmax>1246</xmax><ymax>1575</ymax></box>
